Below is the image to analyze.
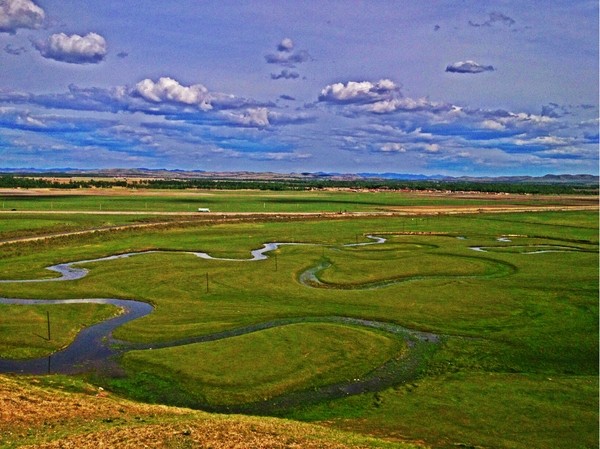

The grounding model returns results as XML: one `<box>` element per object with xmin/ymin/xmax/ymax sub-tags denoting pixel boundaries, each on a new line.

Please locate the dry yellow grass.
<box><xmin>0</xmin><ymin>375</ymin><xmax>423</xmax><ymax>449</ymax></box>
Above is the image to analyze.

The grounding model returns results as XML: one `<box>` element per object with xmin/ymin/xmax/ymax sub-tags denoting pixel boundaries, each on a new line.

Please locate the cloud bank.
<box><xmin>0</xmin><ymin>74</ymin><xmax>596</xmax><ymax>175</ymax></box>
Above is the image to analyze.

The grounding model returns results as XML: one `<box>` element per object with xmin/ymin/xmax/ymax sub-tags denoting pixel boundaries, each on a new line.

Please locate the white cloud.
<box><xmin>365</xmin><ymin>97</ymin><xmax>439</xmax><ymax>114</ymax></box>
<box><xmin>252</xmin><ymin>151</ymin><xmax>311</xmax><ymax>161</ymax></box>
<box><xmin>494</xmin><ymin>112</ymin><xmax>555</xmax><ymax>129</ymax></box>
<box><xmin>277</xmin><ymin>37</ymin><xmax>294</xmax><ymax>52</ymax></box>
<box><xmin>481</xmin><ymin>119</ymin><xmax>506</xmax><ymax>130</ymax></box>
<box><xmin>134</xmin><ymin>77</ymin><xmax>213</xmax><ymax>111</ymax></box>
<box><xmin>319</xmin><ymin>79</ymin><xmax>400</xmax><ymax>103</ymax></box>
<box><xmin>423</xmin><ymin>143</ymin><xmax>440</xmax><ymax>153</ymax></box>
<box><xmin>265</xmin><ymin>38</ymin><xmax>311</xmax><ymax>67</ymax></box>
<box><xmin>446</xmin><ymin>60</ymin><xmax>494</xmax><ymax>74</ymax></box>
<box><xmin>380</xmin><ymin>143</ymin><xmax>406</xmax><ymax>152</ymax></box>
<box><xmin>0</xmin><ymin>106</ymin><xmax>45</xmax><ymax>128</ymax></box>
<box><xmin>514</xmin><ymin>136</ymin><xmax>573</xmax><ymax>146</ymax></box>
<box><xmin>222</xmin><ymin>107</ymin><xmax>270</xmax><ymax>127</ymax></box>
<box><xmin>0</xmin><ymin>0</ymin><xmax>44</xmax><ymax>34</ymax></box>
<box><xmin>34</xmin><ymin>32</ymin><xmax>107</xmax><ymax>64</ymax></box>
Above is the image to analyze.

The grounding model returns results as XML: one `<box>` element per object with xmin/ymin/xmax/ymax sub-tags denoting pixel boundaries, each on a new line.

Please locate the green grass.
<box><xmin>314</xmin><ymin>248</ymin><xmax>511</xmax><ymax>287</ymax></box>
<box><xmin>0</xmin><ymin>303</ymin><xmax>118</xmax><ymax>358</ymax></box>
<box><xmin>1</xmin><ymin>189</ymin><xmax>591</xmax><ymax>213</ymax></box>
<box><xmin>287</xmin><ymin>373</ymin><xmax>598</xmax><ymax>449</ymax></box>
<box><xmin>0</xmin><ymin>212</ymin><xmax>175</xmax><ymax>240</ymax></box>
<box><xmin>111</xmin><ymin>323</ymin><xmax>405</xmax><ymax>407</ymax></box>
<box><xmin>0</xmin><ymin>199</ymin><xmax>597</xmax><ymax>449</ymax></box>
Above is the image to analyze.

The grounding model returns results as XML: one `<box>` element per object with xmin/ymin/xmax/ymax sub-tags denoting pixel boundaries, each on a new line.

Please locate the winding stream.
<box><xmin>0</xmin><ymin>237</ymin><xmax>381</xmax><ymax>284</ymax></box>
<box><xmin>0</xmin><ymin>233</ymin><xmax>538</xmax><ymax>411</ymax></box>
<box><xmin>0</xmin><ymin>297</ymin><xmax>153</xmax><ymax>375</ymax></box>
<box><xmin>0</xmin><ymin>235</ymin><xmax>395</xmax><ymax>376</ymax></box>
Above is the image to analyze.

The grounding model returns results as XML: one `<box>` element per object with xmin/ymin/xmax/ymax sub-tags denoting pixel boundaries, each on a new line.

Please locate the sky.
<box><xmin>0</xmin><ymin>0</ymin><xmax>598</xmax><ymax>176</ymax></box>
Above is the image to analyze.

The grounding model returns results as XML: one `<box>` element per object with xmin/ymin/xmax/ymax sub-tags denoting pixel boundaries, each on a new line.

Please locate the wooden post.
<box><xmin>46</xmin><ymin>311</ymin><xmax>51</xmax><ymax>341</ymax></box>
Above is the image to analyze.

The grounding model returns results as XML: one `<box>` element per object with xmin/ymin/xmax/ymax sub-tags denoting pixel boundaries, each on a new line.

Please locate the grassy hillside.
<box><xmin>0</xmin><ymin>374</ymin><xmax>423</xmax><ymax>449</ymax></box>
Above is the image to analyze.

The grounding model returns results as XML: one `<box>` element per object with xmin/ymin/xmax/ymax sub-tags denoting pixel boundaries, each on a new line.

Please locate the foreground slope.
<box><xmin>0</xmin><ymin>375</ymin><xmax>424</xmax><ymax>449</ymax></box>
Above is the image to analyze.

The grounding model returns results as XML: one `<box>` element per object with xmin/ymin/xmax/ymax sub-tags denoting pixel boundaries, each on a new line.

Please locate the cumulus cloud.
<box><xmin>0</xmin><ymin>0</ymin><xmax>45</xmax><ymax>34</ymax></box>
<box><xmin>265</xmin><ymin>38</ymin><xmax>311</xmax><ymax>67</ymax></box>
<box><xmin>318</xmin><ymin>79</ymin><xmax>400</xmax><ymax>104</ymax></box>
<box><xmin>221</xmin><ymin>107</ymin><xmax>270</xmax><ymax>127</ymax></box>
<box><xmin>479</xmin><ymin>111</ymin><xmax>555</xmax><ymax>131</ymax></box>
<box><xmin>34</xmin><ymin>32</ymin><xmax>108</xmax><ymax>64</ymax></box>
<box><xmin>134</xmin><ymin>77</ymin><xmax>213</xmax><ymax>111</ymax></box>
<box><xmin>318</xmin><ymin>79</ymin><xmax>451</xmax><ymax>116</ymax></box>
<box><xmin>131</xmin><ymin>77</ymin><xmax>271</xmax><ymax>113</ymax></box>
<box><xmin>271</xmin><ymin>69</ymin><xmax>300</xmax><ymax>80</ymax></box>
<box><xmin>0</xmin><ymin>76</ymin><xmax>274</xmax><ymax>122</ymax></box>
<box><xmin>469</xmin><ymin>12</ymin><xmax>515</xmax><ymax>27</ymax></box>
<box><xmin>277</xmin><ymin>37</ymin><xmax>294</xmax><ymax>52</ymax></box>
<box><xmin>446</xmin><ymin>60</ymin><xmax>495</xmax><ymax>74</ymax></box>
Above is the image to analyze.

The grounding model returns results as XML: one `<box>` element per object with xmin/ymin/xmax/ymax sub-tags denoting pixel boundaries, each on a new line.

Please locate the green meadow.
<box><xmin>0</xmin><ymin>188</ymin><xmax>589</xmax><ymax>214</ymax></box>
<box><xmin>0</xmin><ymin>191</ymin><xmax>597</xmax><ymax>449</ymax></box>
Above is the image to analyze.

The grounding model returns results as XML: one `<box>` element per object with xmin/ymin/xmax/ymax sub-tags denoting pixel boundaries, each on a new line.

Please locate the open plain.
<box><xmin>0</xmin><ymin>188</ymin><xmax>597</xmax><ymax>449</ymax></box>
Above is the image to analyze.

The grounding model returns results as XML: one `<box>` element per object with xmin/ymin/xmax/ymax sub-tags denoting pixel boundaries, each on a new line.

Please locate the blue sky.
<box><xmin>0</xmin><ymin>0</ymin><xmax>597</xmax><ymax>176</ymax></box>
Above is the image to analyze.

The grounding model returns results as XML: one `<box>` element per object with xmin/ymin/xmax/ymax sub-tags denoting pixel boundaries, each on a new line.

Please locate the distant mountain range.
<box><xmin>0</xmin><ymin>168</ymin><xmax>597</xmax><ymax>184</ymax></box>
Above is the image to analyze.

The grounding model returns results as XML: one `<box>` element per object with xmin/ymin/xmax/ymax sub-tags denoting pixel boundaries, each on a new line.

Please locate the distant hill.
<box><xmin>0</xmin><ymin>168</ymin><xmax>597</xmax><ymax>184</ymax></box>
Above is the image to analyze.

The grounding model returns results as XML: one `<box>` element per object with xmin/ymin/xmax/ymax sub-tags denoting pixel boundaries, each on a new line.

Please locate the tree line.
<box><xmin>0</xmin><ymin>175</ymin><xmax>596</xmax><ymax>195</ymax></box>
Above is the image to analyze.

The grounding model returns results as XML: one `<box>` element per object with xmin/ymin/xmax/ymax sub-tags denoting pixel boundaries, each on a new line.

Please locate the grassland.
<box><xmin>0</xmin><ymin>374</ymin><xmax>418</xmax><ymax>449</ymax></box>
<box><xmin>1</xmin><ymin>187</ymin><xmax>596</xmax><ymax>214</ymax></box>
<box><xmin>0</xmin><ymin>303</ymin><xmax>117</xmax><ymax>359</ymax></box>
<box><xmin>0</xmin><ymin>189</ymin><xmax>597</xmax><ymax>448</ymax></box>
